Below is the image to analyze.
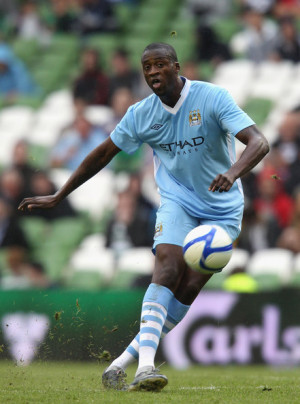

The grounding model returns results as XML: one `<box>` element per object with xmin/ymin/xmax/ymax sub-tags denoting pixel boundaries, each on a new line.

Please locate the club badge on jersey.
<box><xmin>189</xmin><ymin>110</ymin><xmax>202</xmax><ymax>127</ymax></box>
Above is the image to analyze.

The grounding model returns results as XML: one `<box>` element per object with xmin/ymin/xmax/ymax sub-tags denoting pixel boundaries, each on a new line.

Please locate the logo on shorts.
<box><xmin>154</xmin><ymin>223</ymin><xmax>163</xmax><ymax>238</ymax></box>
<box><xmin>151</xmin><ymin>124</ymin><xmax>163</xmax><ymax>130</ymax></box>
<box><xmin>189</xmin><ymin>109</ymin><xmax>201</xmax><ymax>127</ymax></box>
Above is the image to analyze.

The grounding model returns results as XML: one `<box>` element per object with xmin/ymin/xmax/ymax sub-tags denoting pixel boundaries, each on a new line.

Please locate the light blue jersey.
<box><xmin>110</xmin><ymin>78</ymin><xmax>255</xmax><ymax>223</ymax></box>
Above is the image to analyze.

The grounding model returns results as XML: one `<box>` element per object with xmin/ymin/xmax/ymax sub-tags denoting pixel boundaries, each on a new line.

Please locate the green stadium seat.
<box><xmin>32</xmin><ymin>67</ymin><xmax>62</xmax><ymax>94</ymax></box>
<box><xmin>87</xmin><ymin>34</ymin><xmax>120</xmax><ymax>71</ymax></box>
<box><xmin>109</xmin><ymin>271</ymin><xmax>139</xmax><ymax>289</ymax></box>
<box><xmin>49</xmin><ymin>217</ymin><xmax>90</xmax><ymax>249</ymax></box>
<box><xmin>27</xmin><ymin>143</ymin><xmax>50</xmax><ymax>169</ymax></box>
<box><xmin>12</xmin><ymin>39</ymin><xmax>39</xmax><ymax>67</ymax></box>
<box><xmin>0</xmin><ymin>248</ymin><xmax>8</xmax><ymax>271</ymax></box>
<box><xmin>252</xmin><ymin>274</ymin><xmax>282</xmax><ymax>291</ymax></box>
<box><xmin>65</xmin><ymin>270</ymin><xmax>105</xmax><ymax>290</ymax></box>
<box><xmin>212</xmin><ymin>18</ymin><xmax>241</xmax><ymax>43</ymax></box>
<box><xmin>19</xmin><ymin>217</ymin><xmax>48</xmax><ymax>250</ymax></box>
<box><xmin>243</xmin><ymin>98</ymin><xmax>273</xmax><ymax>126</ymax></box>
<box><xmin>113</xmin><ymin>2</ymin><xmax>135</xmax><ymax>31</ymax></box>
<box><xmin>14</xmin><ymin>95</ymin><xmax>44</xmax><ymax>109</ymax></box>
<box><xmin>203</xmin><ymin>272</ymin><xmax>227</xmax><ymax>290</ymax></box>
<box><xmin>288</xmin><ymin>273</ymin><xmax>300</xmax><ymax>288</ymax></box>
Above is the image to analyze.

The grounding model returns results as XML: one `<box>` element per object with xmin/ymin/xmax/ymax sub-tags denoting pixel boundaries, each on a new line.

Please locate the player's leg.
<box><xmin>103</xmin><ymin>200</ymin><xmax>196</xmax><ymax>391</ymax></box>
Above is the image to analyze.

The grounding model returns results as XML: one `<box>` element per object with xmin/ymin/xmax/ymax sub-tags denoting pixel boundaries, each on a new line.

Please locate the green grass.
<box><xmin>1</xmin><ymin>361</ymin><xmax>300</xmax><ymax>403</ymax></box>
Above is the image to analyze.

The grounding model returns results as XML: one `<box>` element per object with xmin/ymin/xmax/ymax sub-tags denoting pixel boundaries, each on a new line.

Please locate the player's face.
<box><xmin>141</xmin><ymin>49</ymin><xmax>180</xmax><ymax>97</ymax></box>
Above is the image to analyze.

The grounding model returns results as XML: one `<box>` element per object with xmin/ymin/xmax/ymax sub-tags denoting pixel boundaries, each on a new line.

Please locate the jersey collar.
<box><xmin>160</xmin><ymin>77</ymin><xmax>191</xmax><ymax>115</ymax></box>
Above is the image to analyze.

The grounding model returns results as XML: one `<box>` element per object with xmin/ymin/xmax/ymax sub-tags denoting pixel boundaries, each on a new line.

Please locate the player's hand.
<box><xmin>18</xmin><ymin>194</ymin><xmax>60</xmax><ymax>212</ymax></box>
<box><xmin>208</xmin><ymin>173</ymin><xmax>235</xmax><ymax>193</ymax></box>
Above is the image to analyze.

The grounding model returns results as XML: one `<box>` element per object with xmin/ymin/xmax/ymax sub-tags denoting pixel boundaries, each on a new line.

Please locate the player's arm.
<box><xmin>18</xmin><ymin>137</ymin><xmax>121</xmax><ymax>211</ymax></box>
<box><xmin>209</xmin><ymin>124</ymin><xmax>269</xmax><ymax>192</ymax></box>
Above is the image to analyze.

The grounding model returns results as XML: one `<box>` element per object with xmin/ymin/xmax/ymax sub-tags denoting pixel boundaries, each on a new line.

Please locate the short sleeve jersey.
<box><xmin>110</xmin><ymin>78</ymin><xmax>255</xmax><ymax>221</ymax></box>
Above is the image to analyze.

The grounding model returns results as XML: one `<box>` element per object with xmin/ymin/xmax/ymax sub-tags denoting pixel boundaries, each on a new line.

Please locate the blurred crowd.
<box><xmin>0</xmin><ymin>0</ymin><xmax>300</xmax><ymax>289</ymax></box>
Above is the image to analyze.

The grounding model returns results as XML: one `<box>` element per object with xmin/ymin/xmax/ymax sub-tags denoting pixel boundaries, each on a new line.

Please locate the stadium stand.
<box><xmin>0</xmin><ymin>0</ymin><xmax>300</xmax><ymax>291</ymax></box>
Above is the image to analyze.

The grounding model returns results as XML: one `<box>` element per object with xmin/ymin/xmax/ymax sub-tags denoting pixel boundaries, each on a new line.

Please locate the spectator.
<box><xmin>0</xmin><ymin>41</ymin><xmax>40</xmax><ymax>101</ymax></box>
<box><xmin>237</xmin><ymin>0</ymin><xmax>276</xmax><ymax>15</ymax></box>
<box><xmin>236</xmin><ymin>202</ymin><xmax>281</xmax><ymax>253</ymax></box>
<box><xmin>273</xmin><ymin>0</ymin><xmax>300</xmax><ymax>18</ymax></box>
<box><xmin>181</xmin><ymin>60</ymin><xmax>203</xmax><ymax>81</ymax></box>
<box><xmin>0</xmin><ymin>194</ymin><xmax>49</xmax><ymax>289</ymax></box>
<box><xmin>254</xmin><ymin>165</ymin><xmax>294</xmax><ymax>229</ymax></box>
<box><xmin>276</xmin><ymin>186</ymin><xmax>300</xmax><ymax>253</ymax></box>
<box><xmin>269</xmin><ymin>107</ymin><xmax>300</xmax><ymax>193</ymax></box>
<box><xmin>270</xmin><ymin>15</ymin><xmax>300</xmax><ymax>62</ymax></box>
<box><xmin>73</xmin><ymin>47</ymin><xmax>110</xmax><ymax>108</ymax></box>
<box><xmin>0</xmin><ymin>194</ymin><xmax>28</xmax><ymax>251</ymax></box>
<box><xmin>230</xmin><ymin>5</ymin><xmax>278</xmax><ymax>62</ymax></box>
<box><xmin>11</xmin><ymin>139</ymin><xmax>37</xmax><ymax>192</ymax></box>
<box><xmin>0</xmin><ymin>167</ymin><xmax>25</xmax><ymax>211</ymax></box>
<box><xmin>50</xmin><ymin>113</ymin><xmax>107</xmax><ymax>171</ymax></box>
<box><xmin>108</xmin><ymin>49</ymin><xmax>141</xmax><ymax>101</ymax></box>
<box><xmin>26</xmin><ymin>171</ymin><xmax>76</xmax><ymax>221</ymax></box>
<box><xmin>186</xmin><ymin>0</ymin><xmax>231</xmax><ymax>20</ymax></box>
<box><xmin>46</xmin><ymin>0</ymin><xmax>79</xmax><ymax>33</ymax></box>
<box><xmin>77</xmin><ymin>0</ymin><xmax>118</xmax><ymax>35</ymax></box>
<box><xmin>105</xmin><ymin>189</ymin><xmax>154</xmax><ymax>258</ymax></box>
<box><xmin>17</xmin><ymin>0</ymin><xmax>50</xmax><ymax>42</ymax></box>
<box><xmin>102</xmin><ymin>87</ymin><xmax>135</xmax><ymax>134</ymax></box>
<box><xmin>195</xmin><ymin>25</ymin><xmax>232</xmax><ymax>66</ymax></box>
<box><xmin>127</xmin><ymin>171</ymin><xmax>157</xmax><ymax>231</ymax></box>
<box><xmin>285</xmin><ymin>148</ymin><xmax>300</xmax><ymax>196</ymax></box>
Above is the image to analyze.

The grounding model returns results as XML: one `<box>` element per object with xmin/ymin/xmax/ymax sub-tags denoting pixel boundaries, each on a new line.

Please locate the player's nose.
<box><xmin>148</xmin><ymin>65</ymin><xmax>159</xmax><ymax>76</ymax></box>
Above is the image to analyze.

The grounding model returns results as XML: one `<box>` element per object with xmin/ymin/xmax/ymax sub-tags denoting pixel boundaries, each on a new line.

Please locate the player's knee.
<box><xmin>152</xmin><ymin>245</ymin><xmax>185</xmax><ymax>291</ymax></box>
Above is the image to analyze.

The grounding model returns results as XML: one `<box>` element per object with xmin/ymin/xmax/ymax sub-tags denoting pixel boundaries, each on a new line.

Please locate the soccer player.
<box><xmin>18</xmin><ymin>43</ymin><xmax>269</xmax><ymax>392</ymax></box>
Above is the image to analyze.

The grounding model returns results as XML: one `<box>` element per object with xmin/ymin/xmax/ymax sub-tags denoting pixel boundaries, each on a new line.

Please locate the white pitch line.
<box><xmin>179</xmin><ymin>386</ymin><xmax>220</xmax><ymax>391</ymax></box>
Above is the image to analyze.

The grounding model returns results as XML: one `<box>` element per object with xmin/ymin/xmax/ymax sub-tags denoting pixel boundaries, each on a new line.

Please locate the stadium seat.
<box><xmin>85</xmin><ymin>105</ymin><xmax>114</xmax><ymax>127</ymax></box>
<box><xmin>0</xmin><ymin>106</ymin><xmax>35</xmax><ymax>130</ymax></box>
<box><xmin>203</xmin><ymin>272</ymin><xmax>227</xmax><ymax>290</ymax></box>
<box><xmin>117</xmin><ymin>248</ymin><xmax>155</xmax><ymax>275</ymax></box>
<box><xmin>213</xmin><ymin>60</ymin><xmax>255</xmax><ymax>105</ymax></box>
<box><xmin>65</xmin><ymin>270</ymin><xmax>105</xmax><ymax>290</ymax></box>
<box><xmin>250</xmin><ymin>273</ymin><xmax>282</xmax><ymax>291</ymax></box>
<box><xmin>43</xmin><ymin>90</ymin><xmax>74</xmax><ymax>110</ymax></box>
<box><xmin>68</xmin><ymin>247</ymin><xmax>115</xmax><ymax>283</ymax></box>
<box><xmin>212</xmin><ymin>17</ymin><xmax>241</xmax><ymax>43</ymax></box>
<box><xmin>19</xmin><ymin>217</ymin><xmax>48</xmax><ymax>250</ymax></box>
<box><xmin>223</xmin><ymin>248</ymin><xmax>250</xmax><ymax>274</ymax></box>
<box><xmin>288</xmin><ymin>253</ymin><xmax>300</xmax><ymax>287</ymax></box>
<box><xmin>65</xmin><ymin>170</ymin><xmax>115</xmax><ymax>219</ymax></box>
<box><xmin>243</xmin><ymin>98</ymin><xmax>273</xmax><ymax>127</ymax></box>
<box><xmin>50</xmin><ymin>217</ymin><xmax>90</xmax><ymax>249</ymax></box>
<box><xmin>246</xmin><ymin>248</ymin><xmax>293</xmax><ymax>285</ymax></box>
<box><xmin>12</xmin><ymin>38</ymin><xmax>39</xmax><ymax>67</ymax></box>
<box><xmin>249</xmin><ymin>61</ymin><xmax>294</xmax><ymax>102</ymax></box>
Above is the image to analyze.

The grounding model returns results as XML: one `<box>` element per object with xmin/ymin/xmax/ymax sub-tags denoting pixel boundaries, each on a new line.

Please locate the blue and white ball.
<box><xmin>183</xmin><ymin>225</ymin><xmax>233</xmax><ymax>274</ymax></box>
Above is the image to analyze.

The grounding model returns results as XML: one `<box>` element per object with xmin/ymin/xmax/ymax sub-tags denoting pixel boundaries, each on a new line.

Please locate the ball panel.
<box><xmin>183</xmin><ymin>224</ymin><xmax>233</xmax><ymax>274</ymax></box>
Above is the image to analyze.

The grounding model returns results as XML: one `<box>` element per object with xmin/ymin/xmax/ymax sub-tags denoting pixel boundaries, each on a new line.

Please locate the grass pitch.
<box><xmin>1</xmin><ymin>361</ymin><xmax>300</xmax><ymax>404</ymax></box>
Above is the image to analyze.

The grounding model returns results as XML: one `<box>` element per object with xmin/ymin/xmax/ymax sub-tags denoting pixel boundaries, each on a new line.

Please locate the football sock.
<box><xmin>137</xmin><ymin>283</ymin><xmax>173</xmax><ymax>374</ymax></box>
<box><xmin>106</xmin><ymin>295</ymin><xmax>190</xmax><ymax>372</ymax></box>
<box><xmin>161</xmin><ymin>296</ymin><xmax>190</xmax><ymax>337</ymax></box>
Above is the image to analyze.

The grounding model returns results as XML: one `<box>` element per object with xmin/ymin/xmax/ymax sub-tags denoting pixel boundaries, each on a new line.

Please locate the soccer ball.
<box><xmin>183</xmin><ymin>224</ymin><xmax>233</xmax><ymax>274</ymax></box>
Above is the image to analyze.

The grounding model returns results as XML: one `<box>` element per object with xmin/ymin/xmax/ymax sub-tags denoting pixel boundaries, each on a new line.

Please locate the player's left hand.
<box><xmin>209</xmin><ymin>173</ymin><xmax>235</xmax><ymax>193</ymax></box>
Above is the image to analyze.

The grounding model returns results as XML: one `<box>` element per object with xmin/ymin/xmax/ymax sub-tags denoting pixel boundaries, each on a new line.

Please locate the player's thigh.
<box><xmin>152</xmin><ymin>199</ymin><xmax>197</xmax><ymax>291</ymax></box>
<box><xmin>153</xmin><ymin>199</ymin><xmax>198</xmax><ymax>252</ymax></box>
<box><xmin>200</xmin><ymin>218</ymin><xmax>241</xmax><ymax>242</ymax></box>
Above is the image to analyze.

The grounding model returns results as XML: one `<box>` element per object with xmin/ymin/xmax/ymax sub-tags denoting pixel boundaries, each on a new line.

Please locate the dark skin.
<box><xmin>18</xmin><ymin>47</ymin><xmax>269</xmax><ymax>305</ymax></box>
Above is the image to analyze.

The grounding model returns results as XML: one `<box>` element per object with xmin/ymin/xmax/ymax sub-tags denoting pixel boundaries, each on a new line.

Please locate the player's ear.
<box><xmin>175</xmin><ymin>62</ymin><xmax>180</xmax><ymax>73</ymax></box>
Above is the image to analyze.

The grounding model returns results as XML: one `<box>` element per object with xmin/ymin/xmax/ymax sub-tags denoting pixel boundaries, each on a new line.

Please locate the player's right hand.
<box><xmin>18</xmin><ymin>195</ymin><xmax>59</xmax><ymax>212</ymax></box>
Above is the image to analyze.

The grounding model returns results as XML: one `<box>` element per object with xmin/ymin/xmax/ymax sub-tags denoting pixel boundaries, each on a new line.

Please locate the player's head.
<box><xmin>142</xmin><ymin>43</ymin><xmax>178</xmax><ymax>63</ymax></box>
<box><xmin>141</xmin><ymin>42</ymin><xmax>181</xmax><ymax>97</ymax></box>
